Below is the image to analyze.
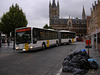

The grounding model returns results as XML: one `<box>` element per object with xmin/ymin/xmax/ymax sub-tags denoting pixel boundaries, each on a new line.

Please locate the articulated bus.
<box><xmin>58</xmin><ymin>30</ymin><xmax>76</xmax><ymax>45</ymax></box>
<box><xmin>15</xmin><ymin>27</ymin><xmax>76</xmax><ymax>52</ymax></box>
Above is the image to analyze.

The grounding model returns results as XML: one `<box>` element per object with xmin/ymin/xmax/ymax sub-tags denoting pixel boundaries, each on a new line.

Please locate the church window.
<box><xmin>52</xmin><ymin>9</ymin><xmax>57</xmax><ymax>15</ymax></box>
<box><xmin>50</xmin><ymin>21</ymin><xmax>52</xmax><ymax>24</ymax></box>
<box><xmin>76</xmin><ymin>20</ymin><xmax>79</xmax><ymax>24</ymax></box>
<box><xmin>82</xmin><ymin>20</ymin><xmax>85</xmax><ymax>24</ymax></box>
<box><xmin>60</xmin><ymin>19</ymin><xmax>64</xmax><ymax>24</ymax></box>
<box><xmin>69</xmin><ymin>22</ymin><xmax>71</xmax><ymax>27</ymax></box>
<box><xmin>54</xmin><ymin>20</ymin><xmax>58</xmax><ymax>24</ymax></box>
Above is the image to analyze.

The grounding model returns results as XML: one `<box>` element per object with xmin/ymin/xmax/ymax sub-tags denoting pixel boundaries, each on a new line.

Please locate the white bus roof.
<box><xmin>15</xmin><ymin>27</ymin><xmax>31</xmax><ymax>30</ymax></box>
<box><xmin>58</xmin><ymin>30</ymin><xmax>76</xmax><ymax>33</ymax></box>
<box><xmin>15</xmin><ymin>27</ymin><xmax>57</xmax><ymax>32</ymax></box>
<box><xmin>1</xmin><ymin>34</ymin><xmax>6</xmax><ymax>36</ymax></box>
<box><xmin>58</xmin><ymin>30</ymin><xmax>70</xmax><ymax>32</ymax></box>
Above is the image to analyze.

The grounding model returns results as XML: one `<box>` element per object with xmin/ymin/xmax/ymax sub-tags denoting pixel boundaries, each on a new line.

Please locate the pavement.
<box><xmin>60</xmin><ymin>42</ymin><xmax>100</xmax><ymax>75</ymax></box>
<box><xmin>77</xmin><ymin>42</ymin><xmax>100</xmax><ymax>75</ymax></box>
<box><xmin>85</xmin><ymin>45</ymin><xmax>100</xmax><ymax>75</ymax></box>
<box><xmin>0</xmin><ymin>41</ymin><xmax>16</xmax><ymax>57</ymax></box>
<box><xmin>0</xmin><ymin>42</ymin><xmax>100</xmax><ymax>75</ymax></box>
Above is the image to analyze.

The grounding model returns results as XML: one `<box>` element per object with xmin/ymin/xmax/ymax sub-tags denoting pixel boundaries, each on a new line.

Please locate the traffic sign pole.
<box><xmin>88</xmin><ymin>41</ymin><xmax>89</xmax><ymax>55</ymax></box>
<box><xmin>85</xmin><ymin>40</ymin><xmax>92</xmax><ymax>56</ymax></box>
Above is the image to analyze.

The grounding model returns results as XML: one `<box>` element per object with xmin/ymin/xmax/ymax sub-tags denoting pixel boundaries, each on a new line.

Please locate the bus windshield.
<box><xmin>16</xmin><ymin>28</ymin><xmax>31</xmax><ymax>44</ymax></box>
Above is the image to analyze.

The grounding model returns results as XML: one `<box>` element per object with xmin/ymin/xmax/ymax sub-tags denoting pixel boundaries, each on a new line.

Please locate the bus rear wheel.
<box><xmin>56</xmin><ymin>41</ymin><xmax>59</xmax><ymax>46</ymax></box>
<box><xmin>42</xmin><ymin>43</ymin><xmax>46</xmax><ymax>49</ymax></box>
<box><xmin>69</xmin><ymin>40</ymin><xmax>71</xmax><ymax>44</ymax></box>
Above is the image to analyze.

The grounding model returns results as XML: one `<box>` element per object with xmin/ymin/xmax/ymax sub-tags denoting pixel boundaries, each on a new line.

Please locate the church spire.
<box><xmin>57</xmin><ymin>0</ymin><xmax>59</xmax><ymax>17</ymax></box>
<box><xmin>82</xmin><ymin>5</ymin><xmax>86</xmax><ymax>20</ymax></box>
<box><xmin>57</xmin><ymin>0</ymin><xmax>59</xmax><ymax>7</ymax></box>
<box><xmin>52</xmin><ymin>0</ymin><xmax>56</xmax><ymax>8</ymax></box>
<box><xmin>49</xmin><ymin>0</ymin><xmax>51</xmax><ymax>7</ymax></box>
<box><xmin>69</xmin><ymin>15</ymin><xmax>70</xmax><ymax>19</ymax></box>
<box><xmin>98</xmin><ymin>0</ymin><xmax>100</xmax><ymax>3</ymax></box>
<box><xmin>53</xmin><ymin>0</ymin><xmax>55</xmax><ymax>3</ymax></box>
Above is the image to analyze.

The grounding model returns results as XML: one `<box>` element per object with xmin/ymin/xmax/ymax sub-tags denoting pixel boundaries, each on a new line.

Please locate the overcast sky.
<box><xmin>0</xmin><ymin>0</ymin><xmax>97</xmax><ymax>28</ymax></box>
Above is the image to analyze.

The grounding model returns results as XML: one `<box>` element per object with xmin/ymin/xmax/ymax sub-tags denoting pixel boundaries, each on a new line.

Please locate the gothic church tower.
<box><xmin>49</xmin><ymin>0</ymin><xmax>59</xmax><ymax>19</ymax></box>
<box><xmin>82</xmin><ymin>6</ymin><xmax>86</xmax><ymax>20</ymax></box>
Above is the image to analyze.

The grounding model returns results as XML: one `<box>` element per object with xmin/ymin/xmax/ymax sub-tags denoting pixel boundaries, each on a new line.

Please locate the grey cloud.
<box><xmin>0</xmin><ymin>0</ymin><xmax>97</xmax><ymax>28</ymax></box>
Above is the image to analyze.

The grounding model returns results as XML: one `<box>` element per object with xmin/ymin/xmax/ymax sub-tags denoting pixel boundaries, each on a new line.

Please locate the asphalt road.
<box><xmin>0</xmin><ymin>43</ymin><xmax>77</xmax><ymax>75</ymax></box>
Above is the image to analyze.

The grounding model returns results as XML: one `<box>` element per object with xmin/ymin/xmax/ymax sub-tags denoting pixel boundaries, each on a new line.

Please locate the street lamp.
<box><xmin>94</xmin><ymin>24</ymin><xmax>98</xmax><ymax>50</ymax></box>
<box><xmin>0</xmin><ymin>32</ymin><xmax>1</xmax><ymax>48</ymax></box>
<box><xmin>96</xmin><ymin>28</ymin><xmax>98</xmax><ymax>50</ymax></box>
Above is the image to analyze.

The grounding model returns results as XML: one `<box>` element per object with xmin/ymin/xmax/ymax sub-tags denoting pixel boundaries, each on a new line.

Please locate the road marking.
<box><xmin>56</xmin><ymin>68</ymin><xmax>62</xmax><ymax>75</ymax></box>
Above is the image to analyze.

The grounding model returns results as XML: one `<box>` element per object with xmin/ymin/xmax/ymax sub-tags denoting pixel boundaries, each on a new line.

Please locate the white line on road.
<box><xmin>56</xmin><ymin>68</ymin><xmax>62</xmax><ymax>75</ymax></box>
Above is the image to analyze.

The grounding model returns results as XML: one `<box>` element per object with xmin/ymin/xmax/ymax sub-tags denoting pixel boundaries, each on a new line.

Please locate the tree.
<box><xmin>0</xmin><ymin>3</ymin><xmax>28</xmax><ymax>37</ymax></box>
<box><xmin>49</xmin><ymin>26</ymin><xmax>53</xmax><ymax>29</ymax></box>
<box><xmin>43</xmin><ymin>24</ymin><xmax>53</xmax><ymax>29</ymax></box>
<box><xmin>0</xmin><ymin>3</ymin><xmax>28</xmax><ymax>49</ymax></box>
<box><xmin>43</xmin><ymin>24</ymin><xmax>49</xmax><ymax>29</ymax></box>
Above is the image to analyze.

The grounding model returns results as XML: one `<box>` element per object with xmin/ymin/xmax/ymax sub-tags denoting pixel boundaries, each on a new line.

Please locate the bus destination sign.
<box><xmin>16</xmin><ymin>28</ymin><xmax>31</xmax><ymax>32</ymax></box>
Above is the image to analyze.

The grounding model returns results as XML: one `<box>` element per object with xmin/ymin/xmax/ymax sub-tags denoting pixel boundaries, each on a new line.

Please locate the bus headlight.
<box><xmin>16</xmin><ymin>47</ymin><xmax>19</xmax><ymax>49</ymax></box>
<box><xmin>30</xmin><ymin>46</ymin><xmax>33</xmax><ymax>49</ymax></box>
<box><xmin>23</xmin><ymin>49</ymin><xmax>26</xmax><ymax>51</ymax></box>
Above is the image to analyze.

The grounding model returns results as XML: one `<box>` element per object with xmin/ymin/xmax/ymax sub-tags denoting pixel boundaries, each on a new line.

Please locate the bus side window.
<box><xmin>33</xmin><ymin>38</ymin><xmax>37</xmax><ymax>43</ymax></box>
<box><xmin>33</xmin><ymin>29</ymin><xmax>37</xmax><ymax>44</ymax></box>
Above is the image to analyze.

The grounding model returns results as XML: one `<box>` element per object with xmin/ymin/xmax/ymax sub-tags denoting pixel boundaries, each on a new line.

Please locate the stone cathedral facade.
<box><xmin>49</xmin><ymin>0</ymin><xmax>87</xmax><ymax>38</ymax></box>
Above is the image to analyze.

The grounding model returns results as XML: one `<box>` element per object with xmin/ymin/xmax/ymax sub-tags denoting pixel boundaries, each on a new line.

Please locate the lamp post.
<box><xmin>0</xmin><ymin>32</ymin><xmax>1</xmax><ymax>48</ymax></box>
<box><xmin>96</xmin><ymin>28</ymin><xmax>98</xmax><ymax>50</ymax></box>
<box><xmin>0</xmin><ymin>18</ymin><xmax>1</xmax><ymax>48</ymax></box>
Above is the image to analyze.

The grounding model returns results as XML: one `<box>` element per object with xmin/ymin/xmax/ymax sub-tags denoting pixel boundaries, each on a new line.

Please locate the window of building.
<box><xmin>69</xmin><ymin>22</ymin><xmax>71</xmax><ymax>27</ymax></box>
<box><xmin>54</xmin><ymin>20</ymin><xmax>58</xmax><ymax>24</ymax></box>
<box><xmin>82</xmin><ymin>20</ymin><xmax>85</xmax><ymax>24</ymax></box>
<box><xmin>76</xmin><ymin>20</ymin><xmax>79</xmax><ymax>24</ymax></box>
<box><xmin>60</xmin><ymin>19</ymin><xmax>64</xmax><ymax>24</ymax></box>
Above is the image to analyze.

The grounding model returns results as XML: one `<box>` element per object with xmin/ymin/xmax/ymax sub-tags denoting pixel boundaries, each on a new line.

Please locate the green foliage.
<box><xmin>43</xmin><ymin>24</ymin><xmax>48</xmax><ymax>29</ymax></box>
<box><xmin>43</xmin><ymin>24</ymin><xmax>53</xmax><ymax>29</ymax></box>
<box><xmin>0</xmin><ymin>3</ymin><xmax>28</xmax><ymax>37</ymax></box>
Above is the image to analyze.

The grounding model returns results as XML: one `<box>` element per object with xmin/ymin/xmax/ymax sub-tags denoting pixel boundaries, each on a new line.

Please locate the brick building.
<box><xmin>87</xmin><ymin>0</ymin><xmax>100</xmax><ymax>34</ymax></box>
<box><xmin>87</xmin><ymin>0</ymin><xmax>100</xmax><ymax>51</ymax></box>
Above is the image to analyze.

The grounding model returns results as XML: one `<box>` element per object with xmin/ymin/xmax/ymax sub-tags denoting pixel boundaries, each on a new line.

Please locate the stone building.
<box><xmin>87</xmin><ymin>0</ymin><xmax>100</xmax><ymax>34</ymax></box>
<box><xmin>87</xmin><ymin>0</ymin><xmax>100</xmax><ymax>51</ymax></box>
<box><xmin>49</xmin><ymin>0</ymin><xmax>87</xmax><ymax>38</ymax></box>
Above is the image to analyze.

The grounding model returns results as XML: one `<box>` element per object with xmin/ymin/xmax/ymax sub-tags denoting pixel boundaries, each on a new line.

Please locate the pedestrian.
<box><xmin>7</xmin><ymin>37</ymin><xmax>10</xmax><ymax>46</ymax></box>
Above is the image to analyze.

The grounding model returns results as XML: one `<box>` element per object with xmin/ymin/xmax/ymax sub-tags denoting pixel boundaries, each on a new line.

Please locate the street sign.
<box><xmin>85</xmin><ymin>40</ymin><xmax>91</xmax><ymax>45</ymax></box>
<box><xmin>85</xmin><ymin>40</ymin><xmax>92</xmax><ymax>56</ymax></box>
<box><xmin>85</xmin><ymin>45</ymin><xmax>92</xmax><ymax>48</ymax></box>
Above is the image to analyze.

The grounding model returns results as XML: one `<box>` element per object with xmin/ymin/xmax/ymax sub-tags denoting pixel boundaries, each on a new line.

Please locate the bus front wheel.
<box><xmin>56</xmin><ymin>41</ymin><xmax>59</xmax><ymax>46</ymax></box>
